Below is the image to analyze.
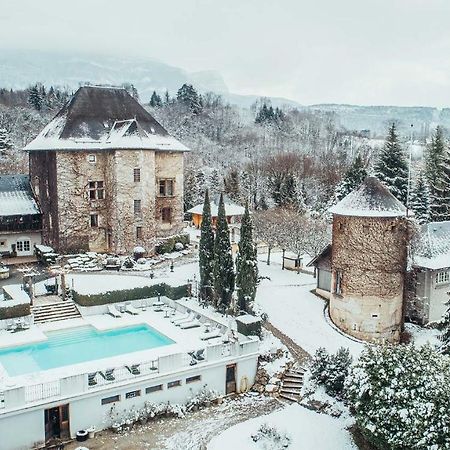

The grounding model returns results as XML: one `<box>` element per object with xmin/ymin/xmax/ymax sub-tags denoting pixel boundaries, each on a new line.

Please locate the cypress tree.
<box><xmin>409</xmin><ymin>171</ymin><xmax>431</xmax><ymax>224</ymax></box>
<box><xmin>335</xmin><ymin>154</ymin><xmax>367</xmax><ymax>201</ymax></box>
<box><xmin>198</xmin><ymin>190</ymin><xmax>215</xmax><ymax>305</ymax></box>
<box><xmin>214</xmin><ymin>193</ymin><xmax>235</xmax><ymax>312</ymax></box>
<box><xmin>236</xmin><ymin>202</ymin><xmax>258</xmax><ymax>313</ymax></box>
<box><xmin>374</xmin><ymin>123</ymin><xmax>409</xmax><ymax>204</ymax></box>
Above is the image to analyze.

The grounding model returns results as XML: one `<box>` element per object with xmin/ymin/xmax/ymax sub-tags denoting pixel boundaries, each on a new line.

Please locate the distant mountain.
<box><xmin>0</xmin><ymin>49</ymin><xmax>301</xmax><ymax>110</ymax></box>
<box><xmin>1</xmin><ymin>49</ymin><xmax>448</xmax><ymax>135</ymax></box>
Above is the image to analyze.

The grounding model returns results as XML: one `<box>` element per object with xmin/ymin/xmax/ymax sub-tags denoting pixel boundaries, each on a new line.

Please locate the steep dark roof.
<box><xmin>0</xmin><ymin>174</ymin><xmax>40</xmax><ymax>216</ymax></box>
<box><xmin>25</xmin><ymin>86</ymin><xmax>188</xmax><ymax>152</ymax></box>
<box><xmin>329</xmin><ymin>176</ymin><xmax>406</xmax><ymax>217</ymax></box>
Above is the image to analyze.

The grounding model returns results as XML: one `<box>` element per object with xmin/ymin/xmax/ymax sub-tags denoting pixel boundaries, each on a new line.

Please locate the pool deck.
<box><xmin>0</xmin><ymin>298</ymin><xmax>246</xmax><ymax>391</ymax></box>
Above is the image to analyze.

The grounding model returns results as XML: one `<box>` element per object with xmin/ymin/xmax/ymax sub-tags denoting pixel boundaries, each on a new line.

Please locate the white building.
<box><xmin>0</xmin><ymin>294</ymin><xmax>259</xmax><ymax>449</ymax></box>
<box><xmin>409</xmin><ymin>221</ymin><xmax>450</xmax><ymax>323</ymax></box>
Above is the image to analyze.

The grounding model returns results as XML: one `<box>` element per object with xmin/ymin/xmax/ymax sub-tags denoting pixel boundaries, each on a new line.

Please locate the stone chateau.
<box><xmin>25</xmin><ymin>86</ymin><xmax>188</xmax><ymax>254</ymax></box>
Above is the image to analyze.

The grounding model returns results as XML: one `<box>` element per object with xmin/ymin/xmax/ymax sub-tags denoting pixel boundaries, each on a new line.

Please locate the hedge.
<box><xmin>72</xmin><ymin>283</ymin><xmax>191</xmax><ymax>307</ymax></box>
<box><xmin>156</xmin><ymin>233</ymin><xmax>190</xmax><ymax>254</ymax></box>
<box><xmin>0</xmin><ymin>303</ymin><xmax>31</xmax><ymax>320</ymax></box>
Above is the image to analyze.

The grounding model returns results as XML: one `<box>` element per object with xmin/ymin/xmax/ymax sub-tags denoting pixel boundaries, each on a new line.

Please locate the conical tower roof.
<box><xmin>329</xmin><ymin>176</ymin><xmax>406</xmax><ymax>217</ymax></box>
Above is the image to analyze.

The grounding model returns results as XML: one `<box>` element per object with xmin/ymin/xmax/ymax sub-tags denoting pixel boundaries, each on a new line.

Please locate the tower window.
<box><xmin>90</xmin><ymin>214</ymin><xmax>99</xmax><ymax>227</ymax></box>
<box><xmin>161</xmin><ymin>207</ymin><xmax>172</xmax><ymax>223</ymax></box>
<box><xmin>158</xmin><ymin>179</ymin><xmax>174</xmax><ymax>197</ymax></box>
<box><xmin>136</xmin><ymin>226</ymin><xmax>142</xmax><ymax>239</ymax></box>
<box><xmin>334</xmin><ymin>270</ymin><xmax>343</xmax><ymax>295</ymax></box>
<box><xmin>88</xmin><ymin>181</ymin><xmax>104</xmax><ymax>200</ymax></box>
<box><xmin>134</xmin><ymin>200</ymin><xmax>142</xmax><ymax>215</ymax></box>
<box><xmin>134</xmin><ymin>168</ymin><xmax>141</xmax><ymax>182</ymax></box>
<box><xmin>88</xmin><ymin>154</ymin><xmax>97</xmax><ymax>164</ymax></box>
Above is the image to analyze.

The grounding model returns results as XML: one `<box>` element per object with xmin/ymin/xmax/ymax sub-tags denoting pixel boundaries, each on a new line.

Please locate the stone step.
<box><xmin>283</xmin><ymin>376</ymin><xmax>303</xmax><ymax>383</ymax></box>
<box><xmin>285</xmin><ymin>369</ymin><xmax>305</xmax><ymax>376</ymax></box>
<box><xmin>279</xmin><ymin>393</ymin><xmax>300</xmax><ymax>403</ymax></box>
<box><xmin>31</xmin><ymin>301</ymin><xmax>81</xmax><ymax>324</ymax></box>
<box><xmin>280</xmin><ymin>388</ymin><xmax>302</xmax><ymax>396</ymax></box>
<box><xmin>281</xmin><ymin>383</ymin><xmax>302</xmax><ymax>391</ymax></box>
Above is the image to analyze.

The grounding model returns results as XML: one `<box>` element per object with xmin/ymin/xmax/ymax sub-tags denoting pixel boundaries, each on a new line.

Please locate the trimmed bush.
<box><xmin>156</xmin><ymin>233</ymin><xmax>190</xmax><ymax>254</ymax></box>
<box><xmin>72</xmin><ymin>283</ymin><xmax>191</xmax><ymax>307</ymax></box>
<box><xmin>0</xmin><ymin>303</ymin><xmax>31</xmax><ymax>320</ymax></box>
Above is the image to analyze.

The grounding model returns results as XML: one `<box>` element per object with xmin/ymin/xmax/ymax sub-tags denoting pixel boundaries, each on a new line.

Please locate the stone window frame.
<box><xmin>161</xmin><ymin>207</ymin><xmax>172</xmax><ymax>223</ymax></box>
<box><xmin>136</xmin><ymin>226</ymin><xmax>143</xmax><ymax>239</ymax></box>
<box><xmin>134</xmin><ymin>199</ymin><xmax>142</xmax><ymax>215</ymax></box>
<box><xmin>88</xmin><ymin>181</ymin><xmax>105</xmax><ymax>200</ymax></box>
<box><xmin>133</xmin><ymin>168</ymin><xmax>141</xmax><ymax>182</ymax></box>
<box><xmin>90</xmin><ymin>213</ymin><xmax>99</xmax><ymax>228</ymax></box>
<box><xmin>435</xmin><ymin>270</ymin><xmax>450</xmax><ymax>285</ymax></box>
<box><xmin>88</xmin><ymin>154</ymin><xmax>97</xmax><ymax>164</ymax></box>
<box><xmin>158</xmin><ymin>179</ymin><xmax>175</xmax><ymax>197</ymax></box>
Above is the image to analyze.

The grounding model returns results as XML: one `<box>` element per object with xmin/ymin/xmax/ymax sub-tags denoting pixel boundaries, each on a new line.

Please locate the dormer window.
<box><xmin>88</xmin><ymin>154</ymin><xmax>97</xmax><ymax>164</ymax></box>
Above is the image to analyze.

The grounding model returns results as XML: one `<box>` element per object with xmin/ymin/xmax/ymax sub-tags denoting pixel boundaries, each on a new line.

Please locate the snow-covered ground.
<box><xmin>208</xmin><ymin>403</ymin><xmax>357</xmax><ymax>450</ymax></box>
<box><xmin>256</xmin><ymin>252</ymin><xmax>363</xmax><ymax>356</ymax></box>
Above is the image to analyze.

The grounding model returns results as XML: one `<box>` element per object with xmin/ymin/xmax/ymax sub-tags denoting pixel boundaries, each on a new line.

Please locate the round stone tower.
<box><xmin>328</xmin><ymin>176</ymin><xmax>409</xmax><ymax>343</ymax></box>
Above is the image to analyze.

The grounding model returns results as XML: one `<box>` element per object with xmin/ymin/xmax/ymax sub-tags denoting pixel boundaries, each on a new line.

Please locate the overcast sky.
<box><xmin>1</xmin><ymin>0</ymin><xmax>450</xmax><ymax>107</ymax></box>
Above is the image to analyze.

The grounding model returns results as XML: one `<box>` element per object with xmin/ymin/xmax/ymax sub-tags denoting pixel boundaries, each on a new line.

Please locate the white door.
<box><xmin>16</xmin><ymin>239</ymin><xmax>31</xmax><ymax>256</ymax></box>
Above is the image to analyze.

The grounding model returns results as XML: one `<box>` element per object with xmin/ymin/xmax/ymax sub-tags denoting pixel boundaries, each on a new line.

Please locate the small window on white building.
<box><xmin>436</xmin><ymin>271</ymin><xmax>450</xmax><ymax>285</ymax></box>
<box><xmin>88</xmin><ymin>154</ymin><xmax>97</xmax><ymax>164</ymax></box>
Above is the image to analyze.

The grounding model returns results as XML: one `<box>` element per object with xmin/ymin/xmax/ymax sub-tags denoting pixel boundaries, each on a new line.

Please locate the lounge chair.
<box><xmin>195</xmin><ymin>349</ymin><xmax>205</xmax><ymax>361</ymax></box>
<box><xmin>126</xmin><ymin>364</ymin><xmax>141</xmax><ymax>375</ymax></box>
<box><xmin>172</xmin><ymin>311</ymin><xmax>192</xmax><ymax>325</ymax></box>
<box><xmin>125</xmin><ymin>304</ymin><xmax>140</xmax><ymax>315</ymax></box>
<box><xmin>100</xmin><ymin>369</ymin><xmax>115</xmax><ymax>381</ymax></box>
<box><xmin>188</xmin><ymin>351</ymin><xmax>197</xmax><ymax>366</ymax></box>
<box><xmin>107</xmin><ymin>305</ymin><xmax>122</xmax><ymax>318</ymax></box>
<box><xmin>88</xmin><ymin>372</ymin><xmax>98</xmax><ymax>386</ymax></box>
<box><xmin>6</xmin><ymin>320</ymin><xmax>16</xmax><ymax>333</ymax></box>
<box><xmin>180</xmin><ymin>319</ymin><xmax>201</xmax><ymax>329</ymax></box>
<box><xmin>141</xmin><ymin>300</ymin><xmax>148</xmax><ymax>311</ymax></box>
<box><xmin>200</xmin><ymin>328</ymin><xmax>222</xmax><ymax>340</ymax></box>
<box><xmin>152</xmin><ymin>300</ymin><xmax>165</xmax><ymax>307</ymax></box>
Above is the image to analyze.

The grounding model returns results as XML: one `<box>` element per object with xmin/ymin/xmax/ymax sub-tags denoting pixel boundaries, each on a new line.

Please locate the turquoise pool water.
<box><xmin>0</xmin><ymin>324</ymin><xmax>174</xmax><ymax>376</ymax></box>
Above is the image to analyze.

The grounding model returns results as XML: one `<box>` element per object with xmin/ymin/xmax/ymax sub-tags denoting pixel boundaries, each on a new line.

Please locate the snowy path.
<box><xmin>256</xmin><ymin>253</ymin><xmax>364</xmax><ymax>356</ymax></box>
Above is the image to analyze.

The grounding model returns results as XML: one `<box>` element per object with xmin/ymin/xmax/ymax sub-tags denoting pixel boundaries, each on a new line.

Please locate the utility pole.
<box><xmin>406</xmin><ymin>124</ymin><xmax>414</xmax><ymax>217</ymax></box>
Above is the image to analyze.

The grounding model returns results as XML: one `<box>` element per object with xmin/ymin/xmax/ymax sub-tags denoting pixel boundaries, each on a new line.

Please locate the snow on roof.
<box><xmin>187</xmin><ymin>196</ymin><xmax>245</xmax><ymax>217</ymax></box>
<box><xmin>236</xmin><ymin>314</ymin><xmax>262</xmax><ymax>325</ymax></box>
<box><xmin>0</xmin><ymin>174</ymin><xmax>41</xmax><ymax>216</ymax></box>
<box><xmin>24</xmin><ymin>86</ymin><xmax>189</xmax><ymax>153</ymax></box>
<box><xmin>329</xmin><ymin>176</ymin><xmax>406</xmax><ymax>218</ymax></box>
<box><xmin>2</xmin><ymin>284</ymin><xmax>31</xmax><ymax>306</ymax></box>
<box><xmin>413</xmin><ymin>221</ymin><xmax>450</xmax><ymax>270</ymax></box>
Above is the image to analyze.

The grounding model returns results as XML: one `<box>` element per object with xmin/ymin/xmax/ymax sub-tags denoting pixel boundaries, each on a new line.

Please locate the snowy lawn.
<box><xmin>256</xmin><ymin>252</ymin><xmax>363</xmax><ymax>356</ymax></box>
<box><xmin>207</xmin><ymin>403</ymin><xmax>357</xmax><ymax>450</ymax></box>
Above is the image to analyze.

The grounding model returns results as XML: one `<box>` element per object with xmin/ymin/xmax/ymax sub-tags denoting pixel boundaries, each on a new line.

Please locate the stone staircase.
<box><xmin>31</xmin><ymin>301</ymin><xmax>81</xmax><ymax>324</ymax></box>
<box><xmin>279</xmin><ymin>367</ymin><xmax>305</xmax><ymax>403</ymax></box>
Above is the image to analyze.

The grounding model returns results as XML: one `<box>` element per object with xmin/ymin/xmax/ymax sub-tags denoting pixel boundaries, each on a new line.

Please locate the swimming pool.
<box><xmin>0</xmin><ymin>324</ymin><xmax>174</xmax><ymax>376</ymax></box>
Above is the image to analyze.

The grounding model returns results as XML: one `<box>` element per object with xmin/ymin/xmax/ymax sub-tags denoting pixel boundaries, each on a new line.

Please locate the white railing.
<box><xmin>25</xmin><ymin>380</ymin><xmax>60</xmax><ymax>403</ymax></box>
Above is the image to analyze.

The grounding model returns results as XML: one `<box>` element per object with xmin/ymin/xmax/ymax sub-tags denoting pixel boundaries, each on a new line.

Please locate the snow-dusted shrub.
<box><xmin>251</xmin><ymin>423</ymin><xmax>291</xmax><ymax>449</ymax></box>
<box><xmin>345</xmin><ymin>344</ymin><xmax>450</xmax><ymax>450</ymax></box>
<box><xmin>186</xmin><ymin>386</ymin><xmax>218</xmax><ymax>411</ymax></box>
<box><xmin>310</xmin><ymin>347</ymin><xmax>352</xmax><ymax>398</ymax></box>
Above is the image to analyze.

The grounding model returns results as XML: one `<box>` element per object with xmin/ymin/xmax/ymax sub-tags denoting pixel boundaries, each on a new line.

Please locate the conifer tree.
<box><xmin>374</xmin><ymin>123</ymin><xmax>408</xmax><ymax>204</ymax></box>
<box><xmin>335</xmin><ymin>154</ymin><xmax>367</xmax><ymax>201</ymax></box>
<box><xmin>214</xmin><ymin>193</ymin><xmax>235</xmax><ymax>311</ymax></box>
<box><xmin>426</xmin><ymin>126</ymin><xmax>450</xmax><ymax>221</ymax></box>
<box><xmin>431</xmin><ymin>153</ymin><xmax>450</xmax><ymax>222</ymax></box>
<box><xmin>0</xmin><ymin>128</ymin><xmax>12</xmax><ymax>156</ymax></box>
<box><xmin>28</xmin><ymin>84</ymin><xmax>43</xmax><ymax>111</ymax></box>
<box><xmin>177</xmin><ymin>84</ymin><xmax>202</xmax><ymax>113</ymax></box>
<box><xmin>440</xmin><ymin>304</ymin><xmax>450</xmax><ymax>355</ymax></box>
<box><xmin>199</xmin><ymin>190</ymin><xmax>215</xmax><ymax>305</ymax></box>
<box><xmin>236</xmin><ymin>202</ymin><xmax>258</xmax><ymax>313</ymax></box>
<box><xmin>409</xmin><ymin>171</ymin><xmax>431</xmax><ymax>224</ymax></box>
<box><xmin>149</xmin><ymin>91</ymin><xmax>162</xmax><ymax>107</ymax></box>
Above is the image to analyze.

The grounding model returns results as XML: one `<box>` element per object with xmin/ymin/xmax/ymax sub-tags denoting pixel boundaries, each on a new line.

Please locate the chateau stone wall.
<box><xmin>29</xmin><ymin>149</ymin><xmax>185</xmax><ymax>254</ymax></box>
<box><xmin>155</xmin><ymin>152</ymin><xmax>184</xmax><ymax>238</ymax></box>
<box><xmin>330</xmin><ymin>215</ymin><xmax>409</xmax><ymax>343</ymax></box>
